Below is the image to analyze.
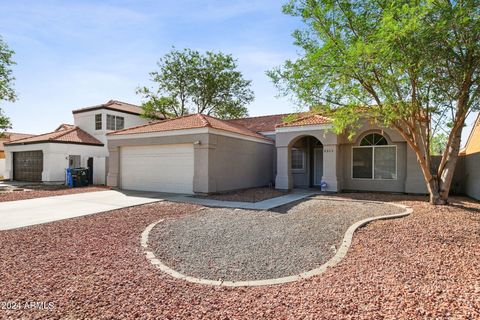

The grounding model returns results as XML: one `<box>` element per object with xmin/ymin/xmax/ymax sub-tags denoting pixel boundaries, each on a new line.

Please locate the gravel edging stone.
<box><xmin>142</xmin><ymin>197</ymin><xmax>412</xmax><ymax>287</ymax></box>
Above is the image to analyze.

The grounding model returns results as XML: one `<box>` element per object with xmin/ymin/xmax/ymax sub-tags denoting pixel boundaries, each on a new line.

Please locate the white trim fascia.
<box><xmin>107</xmin><ymin>127</ymin><xmax>274</xmax><ymax>145</ymax></box>
<box><xmin>107</xmin><ymin>128</ymin><xmax>209</xmax><ymax>140</ymax></box>
<box><xmin>275</xmin><ymin>124</ymin><xmax>333</xmax><ymax>133</ymax></box>
<box><xmin>259</xmin><ymin>130</ymin><xmax>276</xmax><ymax>136</ymax></box>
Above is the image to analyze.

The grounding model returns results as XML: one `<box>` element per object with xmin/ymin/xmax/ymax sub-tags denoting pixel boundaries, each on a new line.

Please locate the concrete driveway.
<box><xmin>0</xmin><ymin>190</ymin><xmax>164</xmax><ymax>230</ymax></box>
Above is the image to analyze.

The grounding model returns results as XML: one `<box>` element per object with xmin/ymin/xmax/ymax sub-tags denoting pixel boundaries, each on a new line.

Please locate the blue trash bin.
<box><xmin>66</xmin><ymin>168</ymin><xmax>73</xmax><ymax>188</ymax></box>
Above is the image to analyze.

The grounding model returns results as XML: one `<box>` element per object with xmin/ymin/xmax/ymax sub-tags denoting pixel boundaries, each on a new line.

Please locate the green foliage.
<box><xmin>281</xmin><ymin>113</ymin><xmax>300</xmax><ymax>124</ymax></box>
<box><xmin>0</xmin><ymin>36</ymin><xmax>16</xmax><ymax>132</ymax></box>
<box><xmin>430</xmin><ymin>133</ymin><xmax>448</xmax><ymax>155</ymax></box>
<box><xmin>137</xmin><ymin>48</ymin><xmax>254</xmax><ymax>120</ymax></box>
<box><xmin>269</xmin><ymin>0</ymin><xmax>480</xmax><ymax>132</ymax></box>
<box><xmin>270</xmin><ymin>0</ymin><xmax>480</xmax><ymax>202</ymax></box>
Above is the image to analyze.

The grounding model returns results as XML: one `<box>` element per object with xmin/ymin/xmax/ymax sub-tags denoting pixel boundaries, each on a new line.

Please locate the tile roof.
<box><xmin>5</xmin><ymin>126</ymin><xmax>104</xmax><ymax>146</ymax></box>
<box><xmin>72</xmin><ymin>100</ymin><xmax>148</xmax><ymax>116</ymax></box>
<box><xmin>276</xmin><ymin>114</ymin><xmax>331</xmax><ymax>128</ymax></box>
<box><xmin>108</xmin><ymin>114</ymin><xmax>273</xmax><ymax>142</ymax></box>
<box><xmin>55</xmin><ymin>123</ymin><xmax>75</xmax><ymax>132</ymax></box>
<box><xmin>227</xmin><ymin>114</ymin><xmax>292</xmax><ymax>133</ymax></box>
<box><xmin>0</xmin><ymin>133</ymin><xmax>36</xmax><ymax>151</ymax></box>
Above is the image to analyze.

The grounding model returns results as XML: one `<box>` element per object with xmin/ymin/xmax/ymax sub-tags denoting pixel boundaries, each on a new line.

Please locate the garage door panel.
<box><xmin>13</xmin><ymin>151</ymin><xmax>43</xmax><ymax>182</ymax></box>
<box><xmin>120</xmin><ymin>144</ymin><xmax>194</xmax><ymax>194</ymax></box>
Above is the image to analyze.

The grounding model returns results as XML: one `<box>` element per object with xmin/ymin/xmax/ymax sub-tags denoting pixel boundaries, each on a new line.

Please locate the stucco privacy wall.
<box><xmin>0</xmin><ymin>159</ymin><xmax>5</xmax><ymax>178</ymax></box>
<box><xmin>107</xmin><ymin>131</ymin><xmax>274</xmax><ymax>194</ymax></box>
<box><xmin>464</xmin><ymin>152</ymin><xmax>480</xmax><ymax>200</ymax></box>
<box><xmin>4</xmin><ymin>143</ymin><xmax>106</xmax><ymax>183</ymax></box>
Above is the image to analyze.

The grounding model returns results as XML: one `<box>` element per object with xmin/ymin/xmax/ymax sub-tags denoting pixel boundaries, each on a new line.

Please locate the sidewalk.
<box><xmin>163</xmin><ymin>189</ymin><xmax>318</xmax><ymax>210</ymax></box>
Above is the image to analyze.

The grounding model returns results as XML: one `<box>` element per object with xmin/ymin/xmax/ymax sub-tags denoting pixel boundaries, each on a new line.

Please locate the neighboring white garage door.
<box><xmin>120</xmin><ymin>144</ymin><xmax>194</xmax><ymax>194</ymax></box>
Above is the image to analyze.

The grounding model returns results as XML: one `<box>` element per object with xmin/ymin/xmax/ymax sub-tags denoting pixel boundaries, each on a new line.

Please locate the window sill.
<box><xmin>292</xmin><ymin>169</ymin><xmax>306</xmax><ymax>174</ymax></box>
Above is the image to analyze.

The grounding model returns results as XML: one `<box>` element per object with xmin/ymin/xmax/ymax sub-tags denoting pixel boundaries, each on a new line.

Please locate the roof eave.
<box><xmin>72</xmin><ymin>105</ymin><xmax>142</xmax><ymax>116</ymax></box>
<box><xmin>6</xmin><ymin>140</ymin><xmax>104</xmax><ymax>147</ymax></box>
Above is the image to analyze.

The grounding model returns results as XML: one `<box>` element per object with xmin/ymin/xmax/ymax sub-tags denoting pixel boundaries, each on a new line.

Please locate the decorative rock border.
<box><xmin>141</xmin><ymin>199</ymin><xmax>413</xmax><ymax>287</ymax></box>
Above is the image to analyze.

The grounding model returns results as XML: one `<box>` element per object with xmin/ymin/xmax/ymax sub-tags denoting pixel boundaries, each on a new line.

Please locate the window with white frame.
<box><xmin>291</xmin><ymin>149</ymin><xmax>305</xmax><ymax>171</ymax></box>
<box><xmin>352</xmin><ymin>133</ymin><xmax>396</xmax><ymax>180</ymax></box>
<box><xmin>95</xmin><ymin>114</ymin><xmax>102</xmax><ymax>130</ymax></box>
<box><xmin>106</xmin><ymin>114</ymin><xmax>125</xmax><ymax>130</ymax></box>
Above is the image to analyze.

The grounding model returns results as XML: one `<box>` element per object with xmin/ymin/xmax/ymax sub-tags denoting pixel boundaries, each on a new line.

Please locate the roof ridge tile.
<box><xmin>198</xmin><ymin>113</ymin><xmax>213</xmax><ymax>127</ymax></box>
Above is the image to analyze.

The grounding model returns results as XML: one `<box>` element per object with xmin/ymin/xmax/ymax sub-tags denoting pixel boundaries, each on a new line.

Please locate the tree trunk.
<box><xmin>437</xmin><ymin>121</ymin><xmax>464</xmax><ymax>202</ymax></box>
<box><xmin>425</xmin><ymin>177</ymin><xmax>447</xmax><ymax>205</ymax></box>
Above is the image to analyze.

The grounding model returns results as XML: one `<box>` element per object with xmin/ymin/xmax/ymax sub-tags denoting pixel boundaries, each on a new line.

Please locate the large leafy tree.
<box><xmin>269</xmin><ymin>0</ymin><xmax>480</xmax><ymax>204</ymax></box>
<box><xmin>0</xmin><ymin>36</ymin><xmax>16</xmax><ymax>133</ymax></box>
<box><xmin>137</xmin><ymin>48</ymin><xmax>254</xmax><ymax>120</ymax></box>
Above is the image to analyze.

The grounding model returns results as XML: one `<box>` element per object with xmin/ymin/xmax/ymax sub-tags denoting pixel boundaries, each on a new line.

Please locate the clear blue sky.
<box><xmin>0</xmin><ymin>0</ymin><xmax>476</xmax><ymax>145</ymax></box>
<box><xmin>0</xmin><ymin>0</ymin><xmax>301</xmax><ymax>134</ymax></box>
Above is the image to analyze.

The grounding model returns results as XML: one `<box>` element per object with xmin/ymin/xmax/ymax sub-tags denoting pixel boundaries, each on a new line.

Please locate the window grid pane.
<box><xmin>291</xmin><ymin>149</ymin><xmax>304</xmax><ymax>170</ymax></box>
<box><xmin>374</xmin><ymin>146</ymin><xmax>396</xmax><ymax>179</ymax></box>
<box><xmin>352</xmin><ymin>148</ymin><xmax>373</xmax><ymax>178</ymax></box>
<box><xmin>107</xmin><ymin>115</ymin><xmax>116</xmax><ymax>130</ymax></box>
<box><xmin>95</xmin><ymin>114</ymin><xmax>102</xmax><ymax>130</ymax></box>
<box><xmin>115</xmin><ymin>116</ymin><xmax>125</xmax><ymax>130</ymax></box>
<box><xmin>360</xmin><ymin>133</ymin><xmax>388</xmax><ymax>146</ymax></box>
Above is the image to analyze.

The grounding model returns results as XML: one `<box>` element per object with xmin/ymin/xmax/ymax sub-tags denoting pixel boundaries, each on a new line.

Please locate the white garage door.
<box><xmin>120</xmin><ymin>144</ymin><xmax>194</xmax><ymax>194</ymax></box>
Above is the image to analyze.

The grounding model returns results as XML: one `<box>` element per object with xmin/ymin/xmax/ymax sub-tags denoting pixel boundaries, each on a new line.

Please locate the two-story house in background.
<box><xmin>3</xmin><ymin>100</ymin><xmax>153</xmax><ymax>184</ymax></box>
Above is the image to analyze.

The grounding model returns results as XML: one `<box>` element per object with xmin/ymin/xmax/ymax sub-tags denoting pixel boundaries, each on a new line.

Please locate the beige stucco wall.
<box><xmin>464</xmin><ymin>152</ymin><xmax>480</xmax><ymax>200</ymax></box>
<box><xmin>275</xmin><ymin>126</ymin><xmax>341</xmax><ymax>191</ymax></box>
<box><xmin>208</xmin><ymin>134</ymin><xmax>274</xmax><ymax>192</ymax></box>
<box><xmin>274</xmin><ymin>120</ymin><xmax>430</xmax><ymax>194</ymax></box>
<box><xmin>107</xmin><ymin>132</ymin><xmax>274</xmax><ymax>194</ymax></box>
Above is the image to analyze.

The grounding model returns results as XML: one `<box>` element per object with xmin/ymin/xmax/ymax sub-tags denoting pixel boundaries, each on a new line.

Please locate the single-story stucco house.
<box><xmin>106</xmin><ymin>112</ymin><xmax>429</xmax><ymax>195</ymax></box>
<box><xmin>6</xmin><ymin>99</ymin><xmax>476</xmax><ymax>199</ymax></box>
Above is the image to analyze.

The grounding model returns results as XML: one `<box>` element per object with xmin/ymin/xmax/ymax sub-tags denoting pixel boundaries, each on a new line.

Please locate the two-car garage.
<box><xmin>120</xmin><ymin>144</ymin><xmax>194</xmax><ymax>194</ymax></box>
<box><xmin>107</xmin><ymin>113</ymin><xmax>275</xmax><ymax>195</ymax></box>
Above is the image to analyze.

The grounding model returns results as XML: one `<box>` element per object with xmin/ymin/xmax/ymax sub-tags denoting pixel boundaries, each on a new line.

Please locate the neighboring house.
<box><xmin>105</xmin><ymin>112</ymin><xmax>428</xmax><ymax>195</ymax></box>
<box><xmin>458</xmin><ymin>113</ymin><xmax>480</xmax><ymax>200</ymax></box>
<box><xmin>0</xmin><ymin>132</ymin><xmax>35</xmax><ymax>178</ymax></box>
<box><xmin>3</xmin><ymin>100</ymin><xmax>154</xmax><ymax>184</ymax></box>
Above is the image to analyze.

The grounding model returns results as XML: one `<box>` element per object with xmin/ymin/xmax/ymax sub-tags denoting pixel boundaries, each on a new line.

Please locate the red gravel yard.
<box><xmin>0</xmin><ymin>185</ymin><xmax>109</xmax><ymax>203</ymax></box>
<box><xmin>0</xmin><ymin>194</ymin><xmax>479</xmax><ymax>319</ymax></box>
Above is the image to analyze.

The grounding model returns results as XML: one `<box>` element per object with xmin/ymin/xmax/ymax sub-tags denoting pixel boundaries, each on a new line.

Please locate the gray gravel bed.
<box><xmin>149</xmin><ymin>197</ymin><xmax>405</xmax><ymax>281</ymax></box>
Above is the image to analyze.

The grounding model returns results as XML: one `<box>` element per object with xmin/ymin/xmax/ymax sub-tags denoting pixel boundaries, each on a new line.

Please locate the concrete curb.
<box><xmin>141</xmin><ymin>200</ymin><xmax>412</xmax><ymax>287</ymax></box>
<box><xmin>160</xmin><ymin>190</ymin><xmax>317</xmax><ymax>210</ymax></box>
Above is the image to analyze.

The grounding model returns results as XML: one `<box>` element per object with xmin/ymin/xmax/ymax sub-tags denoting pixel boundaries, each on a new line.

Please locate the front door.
<box><xmin>87</xmin><ymin>157</ymin><xmax>93</xmax><ymax>185</ymax></box>
<box><xmin>313</xmin><ymin>148</ymin><xmax>323</xmax><ymax>186</ymax></box>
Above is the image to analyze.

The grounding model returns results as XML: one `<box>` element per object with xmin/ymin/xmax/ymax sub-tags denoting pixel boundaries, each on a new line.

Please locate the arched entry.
<box><xmin>288</xmin><ymin>135</ymin><xmax>324</xmax><ymax>188</ymax></box>
<box><xmin>275</xmin><ymin>127</ymin><xmax>339</xmax><ymax>192</ymax></box>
